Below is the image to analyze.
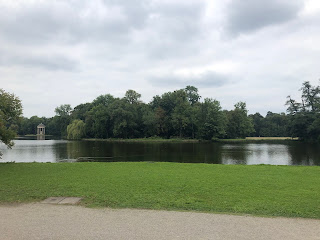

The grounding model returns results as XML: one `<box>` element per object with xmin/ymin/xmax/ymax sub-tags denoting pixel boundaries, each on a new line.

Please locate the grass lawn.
<box><xmin>0</xmin><ymin>162</ymin><xmax>319</xmax><ymax>219</ymax></box>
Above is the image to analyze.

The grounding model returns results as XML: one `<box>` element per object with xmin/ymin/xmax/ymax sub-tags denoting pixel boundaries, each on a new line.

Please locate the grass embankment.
<box><xmin>0</xmin><ymin>162</ymin><xmax>319</xmax><ymax>219</ymax></box>
<box><xmin>82</xmin><ymin>137</ymin><xmax>200</xmax><ymax>143</ymax></box>
<box><xmin>217</xmin><ymin>137</ymin><xmax>299</xmax><ymax>143</ymax></box>
<box><xmin>82</xmin><ymin>136</ymin><xmax>298</xmax><ymax>143</ymax></box>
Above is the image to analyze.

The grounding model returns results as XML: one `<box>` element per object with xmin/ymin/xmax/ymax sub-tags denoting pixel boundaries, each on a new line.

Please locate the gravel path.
<box><xmin>1</xmin><ymin>203</ymin><xmax>319</xmax><ymax>240</ymax></box>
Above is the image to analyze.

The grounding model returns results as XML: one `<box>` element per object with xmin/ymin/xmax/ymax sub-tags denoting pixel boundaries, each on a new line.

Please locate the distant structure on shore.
<box><xmin>37</xmin><ymin>123</ymin><xmax>45</xmax><ymax>140</ymax></box>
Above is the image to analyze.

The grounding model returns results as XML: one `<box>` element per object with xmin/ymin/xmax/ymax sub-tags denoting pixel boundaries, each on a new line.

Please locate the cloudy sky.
<box><xmin>1</xmin><ymin>0</ymin><xmax>320</xmax><ymax>117</ymax></box>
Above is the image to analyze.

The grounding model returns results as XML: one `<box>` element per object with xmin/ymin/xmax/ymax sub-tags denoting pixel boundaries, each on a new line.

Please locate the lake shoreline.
<box><xmin>81</xmin><ymin>137</ymin><xmax>299</xmax><ymax>143</ymax></box>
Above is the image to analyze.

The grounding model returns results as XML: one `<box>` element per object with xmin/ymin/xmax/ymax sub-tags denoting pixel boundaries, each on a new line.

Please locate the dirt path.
<box><xmin>1</xmin><ymin>203</ymin><xmax>319</xmax><ymax>240</ymax></box>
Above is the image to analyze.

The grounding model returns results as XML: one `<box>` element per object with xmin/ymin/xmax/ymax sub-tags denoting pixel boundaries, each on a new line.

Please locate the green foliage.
<box><xmin>196</xmin><ymin>98</ymin><xmax>226</xmax><ymax>139</ymax></box>
<box><xmin>72</xmin><ymin>103</ymin><xmax>92</xmax><ymax>121</ymax></box>
<box><xmin>67</xmin><ymin>119</ymin><xmax>85</xmax><ymax>140</ymax></box>
<box><xmin>19</xmin><ymin>116</ymin><xmax>43</xmax><ymax>135</ymax></box>
<box><xmin>22</xmin><ymin>84</ymin><xmax>320</xmax><ymax>140</ymax></box>
<box><xmin>124</xmin><ymin>90</ymin><xmax>141</xmax><ymax>104</ymax></box>
<box><xmin>0</xmin><ymin>89</ymin><xmax>22</xmax><ymax>157</ymax></box>
<box><xmin>185</xmin><ymin>85</ymin><xmax>201</xmax><ymax>105</ymax></box>
<box><xmin>109</xmin><ymin>99</ymin><xmax>139</xmax><ymax>138</ymax></box>
<box><xmin>226</xmin><ymin>102</ymin><xmax>254</xmax><ymax>139</ymax></box>
<box><xmin>286</xmin><ymin>81</ymin><xmax>320</xmax><ymax>141</ymax></box>
<box><xmin>171</xmin><ymin>90</ymin><xmax>190</xmax><ymax>137</ymax></box>
<box><xmin>142</xmin><ymin>105</ymin><xmax>157</xmax><ymax>137</ymax></box>
<box><xmin>55</xmin><ymin>104</ymin><xmax>72</xmax><ymax>117</ymax></box>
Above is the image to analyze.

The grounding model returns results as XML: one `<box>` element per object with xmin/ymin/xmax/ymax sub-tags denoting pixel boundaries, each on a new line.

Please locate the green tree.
<box><xmin>171</xmin><ymin>90</ymin><xmax>190</xmax><ymax>138</ymax></box>
<box><xmin>55</xmin><ymin>104</ymin><xmax>72</xmax><ymax>116</ymax></box>
<box><xmin>92</xmin><ymin>94</ymin><xmax>114</xmax><ymax>107</ymax></box>
<box><xmin>259</xmin><ymin>112</ymin><xmax>289</xmax><ymax>137</ymax></box>
<box><xmin>226</xmin><ymin>102</ymin><xmax>254</xmax><ymax>139</ymax></box>
<box><xmin>196</xmin><ymin>98</ymin><xmax>226</xmax><ymax>139</ymax></box>
<box><xmin>286</xmin><ymin>81</ymin><xmax>320</xmax><ymax>141</ymax></box>
<box><xmin>300</xmin><ymin>81</ymin><xmax>320</xmax><ymax>112</ymax></box>
<box><xmin>88</xmin><ymin>104</ymin><xmax>112</xmax><ymax>138</ymax></box>
<box><xmin>67</xmin><ymin>119</ymin><xmax>86</xmax><ymax>140</ymax></box>
<box><xmin>185</xmin><ymin>85</ymin><xmax>201</xmax><ymax>105</ymax></box>
<box><xmin>72</xmin><ymin>103</ymin><xmax>92</xmax><ymax>121</ymax></box>
<box><xmin>109</xmin><ymin>99</ymin><xmax>138</xmax><ymax>138</ymax></box>
<box><xmin>124</xmin><ymin>90</ymin><xmax>141</xmax><ymax>104</ymax></box>
<box><xmin>249</xmin><ymin>112</ymin><xmax>264</xmax><ymax>137</ymax></box>
<box><xmin>142</xmin><ymin>105</ymin><xmax>157</xmax><ymax>137</ymax></box>
<box><xmin>0</xmin><ymin>89</ymin><xmax>23</xmax><ymax>157</ymax></box>
<box><xmin>54</xmin><ymin>104</ymin><xmax>72</xmax><ymax>137</ymax></box>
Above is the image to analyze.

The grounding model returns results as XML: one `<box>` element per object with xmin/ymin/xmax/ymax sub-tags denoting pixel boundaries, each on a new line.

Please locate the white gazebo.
<box><xmin>37</xmin><ymin>123</ymin><xmax>46</xmax><ymax>135</ymax></box>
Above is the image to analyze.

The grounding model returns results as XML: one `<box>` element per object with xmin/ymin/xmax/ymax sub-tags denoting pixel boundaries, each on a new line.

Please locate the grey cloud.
<box><xmin>103</xmin><ymin>0</ymin><xmax>150</xmax><ymax>28</ymax></box>
<box><xmin>149</xmin><ymin>71</ymin><xmax>230</xmax><ymax>88</ymax></box>
<box><xmin>0</xmin><ymin>0</ymin><xmax>207</xmax><ymax>63</ymax></box>
<box><xmin>0</xmin><ymin>51</ymin><xmax>76</xmax><ymax>71</ymax></box>
<box><xmin>225</xmin><ymin>0</ymin><xmax>304</xmax><ymax>36</ymax></box>
<box><xmin>140</xmin><ymin>2</ymin><xmax>206</xmax><ymax>60</ymax></box>
<box><xmin>0</xmin><ymin>1</ymin><xmax>150</xmax><ymax>45</ymax></box>
<box><xmin>150</xmin><ymin>2</ymin><xmax>205</xmax><ymax>41</ymax></box>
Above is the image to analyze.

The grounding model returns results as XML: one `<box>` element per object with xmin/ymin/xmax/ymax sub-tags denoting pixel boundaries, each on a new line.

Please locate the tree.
<box><xmin>54</xmin><ymin>104</ymin><xmax>72</xmax><ymax>137</ymax></box>
<box><xmin>124</xmin><ymin>90</ymin><xmax>141</xmax><ymax>104</ymax></box>
<box><xmin>72</xmin><ymin>103</ymin><xmax>93</xmax><ymax>121</ymax></box>
<box><xmin>0</xmin><ymin>89</ymin><xmax>23</xmax><ymax>157</ymax></box>
<box><xmin>109</xmin><ymin>99</ymin><xmax>138</xmax><ymax>138</ymax></box>
<box><xmin>226</xmin><ymin>102</ymin><xmax>254</xmax><ymax>139</ymax></box>
<box><xmin>185</xmin><ymin>85</ymin><xmax>201</xmax><ymax>105</ymax></box>
<box><xmin>196</xmin><ymin>98</ymin><xmax>226</xmax><ymax>139</ymax></box>
<box><xmin>300</xmin><ymin>81</ymin><xmax>320</xmax><ymax>112</ymax></box>
<box><xmin>286</xmin><ymin>81</ymin><xmax>320</xmax><ymax>141</ymax></box>
<box><xmin>92</xmin><ymin>94</ymin><xmax>114</xmax><ymax>107</ymax></box>
<box><xmin>249</xmin><ymin>112</ymin><xmax>264</xmax><ymax>137</ymax></box>
<box><xmin>55</xmin><ymin>104</ymin><xmax>72</xmax><ymax>116</ymax></box>
<box><xmin>67</xmin><ymin>119</ymin><xmax>86</xmax><ymax>140</ymax></box>
<box><xmin>171</xmin><ymin>90</ymin><xmax>190</xmax><ymax>138</ymax></box>
<box><xmin>88</xmin><ymin>104</ymin><xmax>112</xmax><ymax>138</ymax></box>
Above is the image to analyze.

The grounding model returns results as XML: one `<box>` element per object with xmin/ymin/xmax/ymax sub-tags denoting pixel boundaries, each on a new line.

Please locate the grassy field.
<box><xmin>0</xmin><ymin>162</ymin><xmax>319</xmax><ymax>219</ymax></box>
<box><xmin>216</xmin><ymin>137</ymin><xmax>299</xmax><ymax>143</ymax></box>
<box><xmin>245</xmin><ymin>137</ymin><xmax>298</xmax><ymax>140</ymax></box>
<box><xmin>82</xmin><ymin>137</ymin><xmax>200</xmax><ymax>143</ymax></box>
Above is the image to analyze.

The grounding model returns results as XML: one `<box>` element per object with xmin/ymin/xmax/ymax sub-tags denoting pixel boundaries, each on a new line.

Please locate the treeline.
<box><xmin>17</xmin><ymin>82</ymin><xmax>320</xmax><ymax>141</ymax></box>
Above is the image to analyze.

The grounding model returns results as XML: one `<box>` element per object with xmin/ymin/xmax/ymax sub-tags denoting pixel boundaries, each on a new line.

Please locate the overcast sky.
<box><xmin>1</xmin><ymin>0</ymin><xmax>320</xmax><ymax>117</ymax></box>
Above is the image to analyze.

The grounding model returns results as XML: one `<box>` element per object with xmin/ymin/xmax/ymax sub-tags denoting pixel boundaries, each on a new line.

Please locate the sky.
<box><xmin>1</xmin><ymin>0</ymin><xmax>320</xmax><ymax>118</ymax></box>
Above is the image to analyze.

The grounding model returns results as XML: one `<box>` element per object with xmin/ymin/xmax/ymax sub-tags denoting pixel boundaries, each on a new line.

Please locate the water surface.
<box><xmin>1</xmin><ymin>140</ymin><xmax>319</xmax><ymax>165</ymax></box>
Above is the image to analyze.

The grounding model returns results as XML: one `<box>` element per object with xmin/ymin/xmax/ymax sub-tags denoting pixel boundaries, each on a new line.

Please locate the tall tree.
<box><xmin>300</xmin><ymin>81</ymin><xmax>320</xmax><ymax>112</ymax></box>
<box><xmin>249</xmin><ymin>112</ymin><xmax>264</xmax><ymax>137</ymax></box>
<box><xmin>54</xmin><ymin>104</ymin><xmax>72</xmax><ymax>137</ymax></box>
<box><xmin>286</xmin><ymin>81</ymin><xmax>320</xmax><ymax>141</ymax></box>
<box><xmin>171</xmin><ymin>90</ymin><xmax>190</xmax><ymax>138</ymax></box>
<box><xmin>55</xmin><ymin>104</ymin><xmax>72</xmax><ymax>116</ymax></box>
<box><xmin>226</xmin><ymin>102</ymin><xmax>254</xmax><ymax>139</ymax></box>
<box><xmin>196</xmin><ymin>98</ymin><xmax>226</xmax><ymax>139</ymax></box>
<box><xmin>124</xmin><ymin>90</ymin><xmax>141</xmax><ymax>104</ymax></box>
<box><xmin>185</xmin><ymin>85</ymin><xmax>201</xmax><ymax>105</ymax></box>
<box><xmin>0</xmin><ymin>89</ymin><xmax>22</xmax><ymax>157</ymax></box>
<box><xmin>67</xmin><ymin>119</ymin><xmax>86</xmax><ymax>140</ymax></box>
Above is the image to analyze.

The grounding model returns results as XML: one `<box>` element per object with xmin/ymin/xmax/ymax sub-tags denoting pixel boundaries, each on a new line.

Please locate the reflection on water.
<box><xmin>0</xmin><ymin>140</ymin><xmax>319</xmax><ymax>166</ymax></box>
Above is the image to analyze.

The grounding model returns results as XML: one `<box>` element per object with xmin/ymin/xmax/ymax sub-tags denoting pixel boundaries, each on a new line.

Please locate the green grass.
<box><xmin>216</xmin><ymin>137</ymin><xmax>299</xmax><ymax>143</ymax></box>
<box><xmin>82</xmin><ymin>137</ymin><xmax>200</xmax><ymax>143</ymax></box>
<box><xmin>0</xmin><ymin>162</ymin><xmax>319</xmax><ymax>219</ymax></box>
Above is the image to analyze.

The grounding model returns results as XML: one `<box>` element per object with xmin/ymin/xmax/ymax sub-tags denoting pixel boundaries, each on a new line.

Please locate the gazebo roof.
<box><xmin>37</xmin><ymin>123</ymin><xmax>45</xmax><ymax>128</ymax></box>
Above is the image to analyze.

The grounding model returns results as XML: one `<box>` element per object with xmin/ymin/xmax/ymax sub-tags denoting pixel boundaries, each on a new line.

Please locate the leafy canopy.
<box><xmin>0</xmin><ymin>89</ymin><xmax>22</xmax><ymax>157</ymax></box>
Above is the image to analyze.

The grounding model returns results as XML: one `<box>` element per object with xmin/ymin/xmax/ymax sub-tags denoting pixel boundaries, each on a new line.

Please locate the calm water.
<box><xmin>0</xmin><ymin>140</ymin><xmax>319</xmax><ymax>165</ymax></box>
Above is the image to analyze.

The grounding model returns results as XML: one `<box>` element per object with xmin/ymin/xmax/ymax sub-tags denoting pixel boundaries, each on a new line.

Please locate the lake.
<box><xmin>0</xmin><ymin>139</ymin><xmax>319</xmax><ymax>165</ymax></box>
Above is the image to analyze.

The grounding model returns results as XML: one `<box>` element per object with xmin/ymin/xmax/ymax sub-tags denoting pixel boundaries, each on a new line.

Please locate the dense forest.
<box><xmin>17</xmin><ymin>82</ymin><xmax>320</xmax><ymax>141</ymax></box>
